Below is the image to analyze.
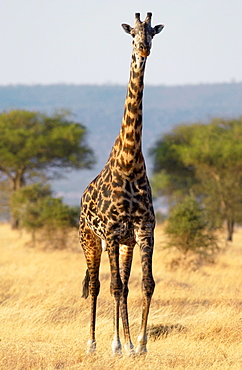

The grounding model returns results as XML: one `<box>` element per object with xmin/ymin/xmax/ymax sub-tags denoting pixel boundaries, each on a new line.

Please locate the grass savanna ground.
<box><xmin>0</xmin><ymin>223</ymin><xmax>241</xmax><ymax>369</ymax></box>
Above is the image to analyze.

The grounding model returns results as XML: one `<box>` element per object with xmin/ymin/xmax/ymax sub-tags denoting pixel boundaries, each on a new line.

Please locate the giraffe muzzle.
<box><xmin>140</xmin><ymin>49</ymin><xmax>150</xmax><ymax>57</ymax></box>
<box><xmin>139</xmin><ymin>44</ymin><xmax>150</xmax><ymax>57</ymax></box>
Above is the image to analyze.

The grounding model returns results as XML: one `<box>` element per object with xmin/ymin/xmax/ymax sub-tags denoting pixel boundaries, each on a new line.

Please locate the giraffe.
<box><xmin>79</xmin><ymin>12</ymin><xmax>164</xmax><ymax>355</ymax></box>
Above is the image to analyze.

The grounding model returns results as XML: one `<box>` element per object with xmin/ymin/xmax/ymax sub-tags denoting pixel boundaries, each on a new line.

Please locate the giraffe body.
<box><xmin>79</xmin><ymin>12</ymin><xmax>164</xmax><ymax>355</ymax></box>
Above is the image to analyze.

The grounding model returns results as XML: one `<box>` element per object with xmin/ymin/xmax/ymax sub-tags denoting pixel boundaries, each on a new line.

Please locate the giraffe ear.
<box><xmin>153</xmin><ymin>25</ymin><xmax>164</xmax><ymax>35</ymax></box>
<box><xmin>122</xmin><ymin>24</ymin><xmax>134</xmax><ymax>36</ymax></box>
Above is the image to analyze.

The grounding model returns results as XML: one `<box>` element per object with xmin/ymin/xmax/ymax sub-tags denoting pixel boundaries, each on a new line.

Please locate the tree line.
<box><xmin>0</xmin><ymin>109</ymin><xmax>241</xmax><ymax>253</ymax></box>
<box><xmin>150</xmin><ymin>117</ymin><xmax>242</xmax><ymax>242</ymax></box>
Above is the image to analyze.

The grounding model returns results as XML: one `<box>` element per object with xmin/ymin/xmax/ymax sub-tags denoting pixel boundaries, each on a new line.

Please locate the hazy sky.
<box><xmin>1</xmin><ymin>0</ymin><xmax>242</xmax><ymax>86</ymax></box>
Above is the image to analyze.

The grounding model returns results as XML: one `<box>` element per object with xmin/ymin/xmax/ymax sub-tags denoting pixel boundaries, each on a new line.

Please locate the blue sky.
<box><xmin>1</xmin><ymin>0</ymin><xmax>242</xmax><ymax>85</ymax></box>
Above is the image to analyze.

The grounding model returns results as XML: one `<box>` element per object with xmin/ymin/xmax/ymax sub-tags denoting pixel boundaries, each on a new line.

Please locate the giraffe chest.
<box><xmin>97</xmin><ymin>175</ymin><xmax>151</xmax><ymax>218</ymax></box>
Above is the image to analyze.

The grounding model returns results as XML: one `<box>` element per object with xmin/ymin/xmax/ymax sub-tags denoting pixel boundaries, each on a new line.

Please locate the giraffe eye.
<box><xmin>130</xmin><ymin>30</ymin><xmax>136</xmax><ymax>38</ymax></box>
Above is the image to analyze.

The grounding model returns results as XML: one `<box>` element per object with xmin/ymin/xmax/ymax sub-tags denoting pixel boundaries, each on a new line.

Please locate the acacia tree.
<box><xmin>150</xmin><ymin>117</ymin><xmax>242</xmax><ymax>241</ymax></box>
<box><xmin>0</xmin><ymin>110</ymin><xmax>95</xmax><ymax>227</ymax></box>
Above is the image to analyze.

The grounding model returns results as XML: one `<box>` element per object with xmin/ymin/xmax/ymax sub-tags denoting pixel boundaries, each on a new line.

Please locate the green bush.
<box><xmin>165</xmin><ymin>196</ymin><xmax>219</xmax><ymax>261</ymax></box>
<box><xmin>11</xmin><ymin>183</ymin><xmax>79</xmax><ymax>248</ymax></box>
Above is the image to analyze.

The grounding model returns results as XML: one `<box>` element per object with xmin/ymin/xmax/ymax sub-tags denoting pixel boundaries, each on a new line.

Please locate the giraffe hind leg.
<box><xmin>119</xmin><ymin>243</ymin><xmax>135</xmax><ymax>356</ymax></box>
<box><xmin>80</xmin><ymin>220</ymin><xmax>102</xmax><ymax>354</ymax></box>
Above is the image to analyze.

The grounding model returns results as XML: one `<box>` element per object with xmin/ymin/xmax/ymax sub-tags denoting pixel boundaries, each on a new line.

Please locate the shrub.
<box><xmin>165</xmin><ymin>196</ymin><xmax>219</xmax><ymax>263</ymax></box>
<box><xmin>11</xmin><ymin>183</ymin><xmax>79</xmax><ymax>248</ymax></box>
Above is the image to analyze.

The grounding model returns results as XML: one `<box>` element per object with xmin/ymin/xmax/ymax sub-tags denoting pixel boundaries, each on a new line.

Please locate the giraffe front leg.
<box><xmin>111</xmin><ymin>293</ymin><xmax>122</xmax><ymax>355</ymax></box>
<box><xmin>136</xmin><ymin>236</ymin><xmax>155</xmax><ymax>354</ymax></box>
<box><xmin>107</xmin><ymin>238</ymin><xmax>123</xmax><ymax>355</ymax></box>
<box><xmin>136</xmin><ymin>294</ymin><xmax>153</xmax><ymax>354</ymax></box>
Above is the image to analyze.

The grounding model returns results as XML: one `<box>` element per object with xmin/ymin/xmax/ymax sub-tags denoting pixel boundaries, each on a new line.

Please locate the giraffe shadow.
<box><xmin>148</xmin><ymin>323</ymin><xmax>186</xmax><ymax>340</ymax></box>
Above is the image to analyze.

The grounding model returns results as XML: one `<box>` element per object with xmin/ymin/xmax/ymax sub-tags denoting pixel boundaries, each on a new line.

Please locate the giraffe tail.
<box><xmin>81</xmin><ymin>269</ymin><xmax>90</xmax><ymax>299</ymax></box>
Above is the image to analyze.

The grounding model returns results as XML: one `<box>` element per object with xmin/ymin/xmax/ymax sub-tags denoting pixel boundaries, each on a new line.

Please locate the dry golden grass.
<box><xmin>0</xmin><ymin>223</ymin><xmax>241</xmax><ymax>369</ymax></box>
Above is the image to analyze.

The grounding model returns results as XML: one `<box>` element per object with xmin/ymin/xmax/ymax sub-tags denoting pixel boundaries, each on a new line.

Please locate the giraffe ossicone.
<box><xmin>79</xmin><ymin>12</ymin><xmax>164</xmax><ymax>355</ymax></box>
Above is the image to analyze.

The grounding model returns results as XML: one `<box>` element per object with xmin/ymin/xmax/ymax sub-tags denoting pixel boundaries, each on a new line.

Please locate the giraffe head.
<box><xmin>122</xmin><ymin>12</ymin><xmax>164</xmax><ymax>58</ymax></box>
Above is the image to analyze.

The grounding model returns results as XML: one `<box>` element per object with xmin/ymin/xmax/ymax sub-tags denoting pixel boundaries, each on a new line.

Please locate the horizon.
<box><xmin>1</xmin><ymin>80</ymin><xmax>242</xmax><ymax>88</ymax></box>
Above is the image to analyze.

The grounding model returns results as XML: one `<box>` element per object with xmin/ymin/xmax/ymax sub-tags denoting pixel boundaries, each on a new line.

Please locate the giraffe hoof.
<box><xmin>124</xmin><ymin>342</ymin><xmax>135</xmax><ymax>356</ymax></box>
<box><xmin>86</xmin><ymin>339</ymin><xmax>96</xmax><ymax>354</ymax></box>
<box><xmin>136</xmin><ymin>334</ymin><xmax>148</xmax><ymax>354</ymax></box>
<box><xmin>135</xmin><ymin>344</ymin><xmax>147</xmax><ymax>355</ymax></box>
<box><xmin>112</xmin><ymin>338</ymin><xmax>122</xmax><ymax>355</ymax></box>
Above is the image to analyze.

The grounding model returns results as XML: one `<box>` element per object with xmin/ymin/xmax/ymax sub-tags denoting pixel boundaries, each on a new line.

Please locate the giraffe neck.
<box><xmin>114</xmin><ymin>52</ymin><xmax>147</xmax><ymax>176</ymax></box>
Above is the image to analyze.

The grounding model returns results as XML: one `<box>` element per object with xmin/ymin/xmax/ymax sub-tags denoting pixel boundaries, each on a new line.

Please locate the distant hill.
<box><xmin>1</xmin><ymin>83</ymin><xmax>242</xmax><ymax>205</ymax></box>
